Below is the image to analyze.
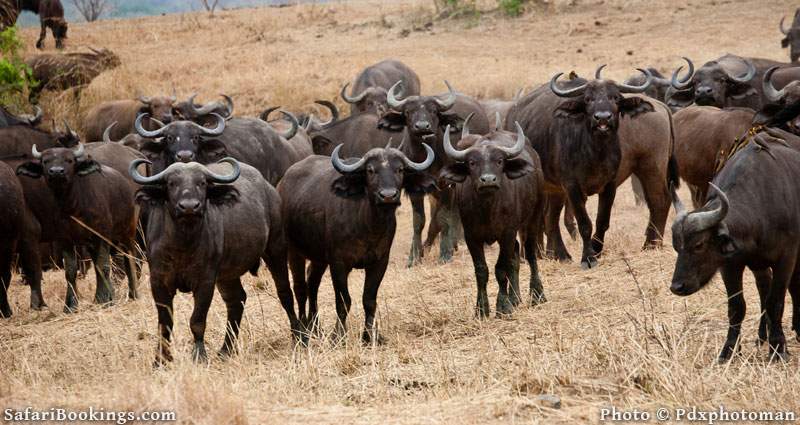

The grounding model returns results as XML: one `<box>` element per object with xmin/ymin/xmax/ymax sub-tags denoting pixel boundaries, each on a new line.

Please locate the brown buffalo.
<box><xmin>84</xmin><ymin>94</ymin><xmax>177</xmax><ymax>142</ymax></box>
<box><xmin>341</xmin><ymin>59</ymin><xmax>421</xmax><ymax>115</ymax></box>
<box><xmin>0</xmin><ymin>1</ymin><xmax>67</xmax><ymax>49</ymax></box>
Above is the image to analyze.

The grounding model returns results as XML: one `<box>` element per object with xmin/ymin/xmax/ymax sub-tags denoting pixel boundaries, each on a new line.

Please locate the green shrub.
<box><xmin>499</xmin><ymin>0</ymin><xmax>525</xmax><ymax>17</ymax></box>
<box><xmin>0</xmin><ymin>26</ymin><xmax>37</xmax><ymax>108</ymax></box>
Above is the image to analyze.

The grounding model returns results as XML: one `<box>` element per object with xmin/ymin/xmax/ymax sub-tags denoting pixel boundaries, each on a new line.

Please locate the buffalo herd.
<box><xmin>5</xmin><ymin>8</ymin><xmax>800</xmax><ymax>366</ymax></box>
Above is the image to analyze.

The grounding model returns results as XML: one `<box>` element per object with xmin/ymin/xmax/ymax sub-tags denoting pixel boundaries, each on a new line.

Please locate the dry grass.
<box><xmin>3</xmin><ymin>0</ymin><xmax>800</xmax><ymax>423</ymax></box>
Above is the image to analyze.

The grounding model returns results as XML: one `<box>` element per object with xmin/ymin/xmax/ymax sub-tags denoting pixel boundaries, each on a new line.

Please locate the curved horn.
<box><xmin>401</xmin><ymin>142</ymin><xmax>435</xmax><ymax>171</ymax></box>
<box><xmin>103</xmin><ymin>122</ymin><xmax>117</xmax><ymax>143</ymax></box>
<box><xmin>513</xmin><ymin>87</ymin><xmax>524</xmax><ymax>101</ymax></box>
<box><xmin>387</xmin><ymin>80</ymin><xmax>408</xmax><ymax>109</ymax></box>
<box><xmin>461</xmin><ymin>112</ymin><xmax>474</xmax><ymax>140</ymax></box>
<box><xmin>259</xmin><ymin>106</ymin><xmax>281</xmax><ymax>122</ymax></box>
<box><xmin>781</xmin><ymin>15</ymin><xmax>790</xmax><ymax>35</ymax></box>
<box><xmin>443</xmin><ymin>125</ymin><xmax>468</xmax><ymax>161</ymax></box>
<box><xmin>138</xmin><ymin>95</ymin><xmax>152</xmax><ymax>105</ymax></box>
<box><xmin>340</xmin><ymin>82</ymin><xmax>368</xmax><ymax>104</ymax></box>
<box><xmin>314</xmin><ymin>100</ymin><xmax>339</xmax><ymax>125</ymax></box>
<box><xmin>495</xmin><ymin>111</ymin><xmax>502</xmax><ymax>131</ymax></box>
<box><xmin>763</xmin><ymin>66</ymin><xmax>786</xmax><ymax>102</ymax></box>
<box><xmin>134</xmin><ymin>113</ymin><xmax>167</xmax><ymax>138</ymax></box>
<box><xmin>331</xmin><ymin>144</ymin><xmax>367</xmax><ymax>173</ymax></box>
<box><xmin>188</xmin><ymin>113</ymin><xmax>226</xmax><ymax>136</ymax></box>
<box><xmin>686</xmin><ymin>182</ymin><xmax>729</xmax><ymax>232</ymax></box>
<box><xmin>496</xmin><ymin>122</ymin><xmax>526</xmax><ymax>158</ymax></box>
<box><xmin>727</xmin><ymin>58</ymin><xmax>756</xmax><ymax>83</ymax></box>
<box><xmin>618</xmin><ymin>68</ymin><xmax>653</xmax><ymax>93</ymax></box>
<box><xmin>220</xmin><ymin>94</ymin><xmax>234</xmax><ymax>117</ymax></box>
<box><xmin>25</xmin><ymin>106</ymin><xmax>43</xmax><ymax>126</ymax></box>
<box><xmin>188</xmin><ymin>95</ymin><xmax>228</xmax><ymax>116</ymax></box>
<box><xmin>31</xmin><ymin>144</ymin><xmax>42</xmax><ymax>159</ymax></box>
<box><xmin>203</xmin><ymin>157</ymin><xmax>241</xmax><ymax>184</ymax></box>
<box><xmin>594</xmin><ymin>64</ymin><xmax>607</xmax><ymax>80</ymax></box>
<box><xmin>550</xmin><ymin>72</ymin><xmax>588</xmax><ymax>97</ymax></box>
<box><xmin>72</xmin><ymin>142</ymin><xmax>85</xmax><ymax>158</ymax></box>
<box><xmin>63</xmin><ymin>120</ymin><xmax>77</xmax><ymax>138</ymax></box>
<box><xmin>670</xmin><ymin>57</ymin><xmax>695</xmax><ymax>90</ymax></box>
<box><xmin>278</xmin><ymin>110</ymin><xmax>298</xmax><ymax>140</ymax></box>
<box><xmin>129</xmin><ymin>158</ymin><xmax>167</xmax><ymax>185</ymax></box>
<box><xmin>434</xmin><ymin>80</ymin><xmax>457</xmax><ymax>110</ymax></box>
<box><xmin>170</xmin><ymin>87</ymin><xmax>177</xmax><ymax>103</ymax></box>
<box><xmin>397</xmin><ymin>134</ymin><xmax>406</xmax><ymax>151</ymax></box>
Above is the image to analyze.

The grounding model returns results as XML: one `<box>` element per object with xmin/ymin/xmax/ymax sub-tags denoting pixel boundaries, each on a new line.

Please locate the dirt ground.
<box><xmin>3</xmin><ymin>0</ymin><xmax>800</xmax><ymax>424</ymax></box>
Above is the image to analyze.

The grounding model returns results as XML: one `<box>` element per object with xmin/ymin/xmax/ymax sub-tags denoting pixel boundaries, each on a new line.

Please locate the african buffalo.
<box><xmin>670</xmin><ymin>130</ymin><xmax>800</xmax><ymax>362</ymax></box>
<box><xmin>624</xmin><ymin>67</ymin><xmax>670</xmax><ymax>102</ymax></box>
<box><xmin>758</xmin><ymin>66</ymin><xmax>800</xmax><ymax>135</ymax></box>
<box><xmin>341</xmin><ymin>59</ymin><xmax>421</xmax><ymax>115</ymax></box>
<box><xmin>279</xmin><ymin>144</ymin><xmax>435</xmax><ymax>343</ymax></box>
<box><xmin>130</xmin><ymin>158</ymin><xmax>301</xmax><ymax>365</ymax></box>
<box><xmin>83</xmin><ymin>94</ymin><xmax>177</xmax><ymax>142</ymax></box>
<box><xmin>441</xmin><ymin>121</ymin><xmax>546</xmax><ymax>317</ymax></box>
<box><xmin>0</xmin><ymin>105</ymin><xmax>42</xmax><ymax>128</ymax></box>
<box><xmin>0</xmin><ymin>0</ymin><xmax>67</xmax><ymax>49</ymax></box>
<box><xmin>379</xmin><ymin>81</ymin><xmax>490</xmax><ymax>266</ymax></box>
<box><xmin>309</xmin><ymin>112</ymin><xmax>399</xmax><ymax>157</ymax></box>
<box><xmin>173</xmin><ymin>94</ymin><xmax>233</xmax><ymax>123</ymax></box>
<box><xmin>26</xmin><ymin>48</ymin><xmax>120</xmax><ymax>100</ymax></box>
<box><xmin>780</xmin><ymin>8</ymin><xmax>800</xmax><ymax>62</ymax></box>
<box><xmin>297</xmin><ymin>100</ymin><xmax>339</xmax><ymax>133</ymax></box>
<box><xmin>507</xmin><ymin>65</ymin><xmax>654</xmax><ymax>268</ymax></box>
<box><xmin>0</xmin><ymin>161</ymin><xmax>43</xmax><ymax>318</ymax></box>
<box><xmin>16</xmin><ymin>143</ymin><xmax>139</xmax><ymax>312</ymax></box>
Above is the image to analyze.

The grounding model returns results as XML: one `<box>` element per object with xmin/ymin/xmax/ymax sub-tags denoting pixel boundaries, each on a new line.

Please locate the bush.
<box><xmin>0</xmin><ymin>26</ymin><xmax>37</xmax><ymax>108</ymax></box>
<box><xmin>499</xmin><ymin>0</ymin><xmax>525</xmax><ymax>17</ymax></box>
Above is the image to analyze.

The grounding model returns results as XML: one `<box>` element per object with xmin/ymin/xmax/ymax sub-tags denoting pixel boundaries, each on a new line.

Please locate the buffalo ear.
<box><xmin>403</xmin><ymin>172</ymin><xmax>438</xmax><ymax>195</ymax></box>
<box><xmin>311</xmin><ymin>135</ymin><xmax>334</xmax><ymax>156</ymax></box>
<box><xmin>208</xmin><ymin>185</ymin><xmax>240</xmax><ymax>206</ymax></box>
<box><xmin>752</xmin><ymin>103</ymin><xmax>784</xmax><ymax>126</ymax></box>
<box><xmin>782</xmin><ymin>37</ymin><xmax>790</xmax><ymax>48</ymax></box>
<box><xmin>439</xmin><ymin>112</ymin><xmax>465</xmax><ymax>131</ymax></box>
<box><xmin>135</xmin><ymin>185</ymin><xmax>165</xmax><ymax>205</ymax></box>
<box><xmin>554</xmin><ymin>99</ymin><xmax>586</xmax><ymax>118</ymax></box>
<box><xmin>440</xmin><ymin>162</ymin><xmax>469</xmax><ymax>183</ymax></box>
<box><xmin>377</xmin><ymin>111</ymin><xmax>406</xmax><ymax>132</ymax></box>
<box><xmin>716</xmin><ymin>223</ymin><xmax>737</xmax><ymax>257</ymax></box>
<box><xmin>504</xmin><ymin>157</ymin><xmax>534</xmax><ymax>180</ymax></box>
<box><xmin>76</xmin><ymin>159</ymin><xmax>101</xmax><ymax>176</ymax></box>
<box><xmin>727</xmin><ymin>83</ymin><xmax>758</xmax><ymax>100</ymax></box>
<box><xmin>619</xmin><ymin>97</ymin><xmax>654</xmax><ymax>118</ymax></box>
<box><xmin>331</xmin><ymin>173</ymin><xmax>367</xmax><ymax>198</ymax></box>
<box><xmin>16</xmin><ymin>161</ymin><xmax>43</xmax><ymax>178</ymax></box>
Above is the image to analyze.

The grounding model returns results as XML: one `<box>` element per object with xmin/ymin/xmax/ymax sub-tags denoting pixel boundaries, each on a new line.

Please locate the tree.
<box><xmin>71</xmin><ymin>0</ymin><xmax>111</xmax><ymax>22</ymax></box>
<box><xmin>0</xmin><ymin>26</ymin><xmax>37</xmax><ymax>108</ymax></box>
<box><xmin>199</xmin><ymin>0</ymin><xmax>222</xmax><ymax>14</ymax></box>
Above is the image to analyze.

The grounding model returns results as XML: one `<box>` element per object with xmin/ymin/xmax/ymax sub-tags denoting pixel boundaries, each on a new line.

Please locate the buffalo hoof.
<box><xmin>438</xmin><ymin>253</ymin><xmax>453</xmax><ymax>265</ymax></box>
<box><xmin>796</xmin><ymin>333</ymin><xmax>800</xmax><ymax>344</ymax></box>
<box><xmin>35</xmin><ymin>40</ymin><xmax>44</xmax><ymax>49</ymax></box>
<box><xmin>153</xmin><ymin>351</ymin><xmax>173</xmax><ymax>369</ymax></box>
<box><xmin>580</xmin><ymin>256</ymin><xmax>598</xmax><ymax>270</ymax></box>
<box><xmin>361</xmin><ymin>329</ymin><xmax>385</xmax><ymax>346</ymax></box>
<box><xmin>591</xmin><ymin>240</ymin><xmax>604</xmax><ymax>257</ymax></box>
<box><xmin>30</xmin><ymin>293</ymin><xmax>47</xmax><ymax>310</ymax></box>
<box><xmin>192</xmin><ymin>343</ymin><xmax>209</xmax><ymax>363</ymax></box>
<box><xmin>218</xmin><ymin>345</ymin><xmax>235</xmax><ymax>359</ymax></box>
<box><xmin>475</xmin><ymin>304</ymin><xmax>490</xmax><ymax>320</ymax></box>
<box><xmin>63</xmin><ymin>303</ymin><xmax>78</xmax><ymax>314</ymax></box>
<box><xmin>0</xmin><ymin>306</ymin><xmax>11</xmax><ymax>319</ymax></box>
<box><xmin>529</xmin><ymin>292</ymin><xmax>547</xmax><ymax>307</ymax></box>
<box><xmin>717</xmin><ymin>342</ymin><xmax>740</xmax><ymax>363</ymax></box>
<box><xmin>329</xmin><ymin>329</ymin><xmax>347</xmax><ymax>347</ymax></box>
<box><xmin>642</xmin><ymin>240</ymin><xmax>661</xmax><ymax>250</ymax></box>
<box><xmin>496</xmin><ymin>295</ymin><xmax>514</xmax><ymax>317</ymax></box>
<box><xmin>768</xmin><ymin>349</ymin><xmax>790</xmax><ymax>363</ymax></box>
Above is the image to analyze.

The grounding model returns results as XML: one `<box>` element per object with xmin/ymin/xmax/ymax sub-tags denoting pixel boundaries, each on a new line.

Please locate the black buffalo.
<box><xmin>780</xmin><ymin>9</ymin><xmax>800</xmax><ymax>62</ymax></box>
<box><xmin>0</xmin><ymin>105</ymin><xmax>42</xmax><ymax>128</ymax></box>
<box><xmin>341</xmin><ymin>59</ymin><xmax>421</xmax><ymax>115</ymax></box>
<box><xmin>441</xmin><ymin>121</ymin><xmax>546</xmax><ymax>317</ymax></box>
<box><xmin>131</xmin><ymin>158</ymin><xmax>301</xmax><ymax>365</ymax></box>
<box><xmin>506</xmin><ymin>65</ymin><xmax>654</xmax><ymax>268</ymax></box>
<box><xmin>279</xmin><ymin>144</ymin><xmax>435</xmax><ymax>343</ymax></box>
<box><xmin>670</xmin><ymin>130</ymin><xmax>800</xmax><ymax>362</ymax></box>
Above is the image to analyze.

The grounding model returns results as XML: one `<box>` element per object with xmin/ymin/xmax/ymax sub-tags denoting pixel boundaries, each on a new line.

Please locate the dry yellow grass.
<box><xmin>3</xmin><ymin>0</ymin><xmax>800</xmax><ymax>423</ymax></box>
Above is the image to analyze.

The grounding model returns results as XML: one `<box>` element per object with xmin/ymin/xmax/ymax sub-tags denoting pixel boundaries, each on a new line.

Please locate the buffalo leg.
<box><xmin>544</xmin><ymin>193</ymin><xmax>571</xmax><ymax>262</ymax></box>
<box><xmin>563</xmin><ymin>203</ymin><xmax>578</xmax><ymax>241</ymax></box>
<box><xmin>718</xmin><ymin>263</ymin><xmax>746</xmax><ymax>362</ymax></box>
<box><xmin>525</xmin><ymin>206</ymin><xmax>546</xmax><ymax>305</ymax></box>
<box><xmin>465</xmin><ymin>237</ymin><xmax>490</xmax><ymax>319</ymax></box>
<box><xmin>63</xmin><ymin>247</ymin><xmax>79</xmax><ymax>313</ymax></box>
<box><xmin>265</xmin><ymin>250</ymin><xmax>303</xmax><ymax>344</ymax></box>
<box><xmin>306</xmin><ymin>261</ymin><xmax>326</xmax><ymax>336</ymax></box>
<box><xmin>189</xmin><ymin>282</ymin><xmax>215</xmax><ymax>363</ymax></box>
<box><xmin>329</xmin><ymin>263</ymin><xmax>352</xmax><ymax>343</ymax></box>
<box><xmin>753</xmin><ymin>268</ymin><xmax>772</xmax><ymax>345</ymax></box>
<box><xmin>217</xmin><ymin>279</ymin><xmax>246</xmax><ymax>358</ymax></box>
<box><xmin>789</xmin><ymin>271</ymin><xmax>800</xmax><ymax>342</ymax></box>
<box><xmin>407</xmin><ymin>194</ymin><xmax>426</xmax><ymax>267</ymax></box>
<box><xmin>565</xmin><ymin>184</ymin><xmax>596</xmax><ymax>269</ymax></box>
<box><xmin>90</xmin><ymin>243</ymin><xmax>114</xmax><ymax>305</ymax></box>
<box><xmin>124</xmin><ymin>243</ymin><xmax>139</xmax><ymax>300</ymax></box>
<box><xmin>634</xmin><ymin>170</ymin><xmax>669</xmax><ymax>249</ymax></box>
<box><xmin>509</xmin><ymin>240</ymin><xmax>522</xmax><ymax>307</ymax></box>
<box><xmin>0</xmin><ymin>242</ymin><xmax>13</xmax><ymax>318</ymax></box>
<box><xmin>19</xmin><ymin>232</ymin><xmax>45</xmax><ymax>311</ymax></box>
<box><xmin>152</xmin><ymin>282</ymin><xmax>175</xmax><ymax>367</ymax></box>
<box><xmin>591</xmin><ymin>182</ymin><xmax>617</xmax><ymax>257</ymax></box>
<box><xmin>362</xmin><ymin>257</ymin><xmax>389</xmax><ymax>345</ymax></box>
<box><xmin>495</xmin><ymin>235</ymin><xmax>516</xmax><ymax>317</ymax></box>
<box><xmin>288</xmin><ymin>251</ymin><xmax>308</xmax><ymax>325</ymax></box>
<box><xmin>36</xmin><ymin>20</ymin><xmax>46</xmax><ymax>49</ymax></box>
<box><xmin>765</xmin><ymin>259</ymin><xmax>795</xmax><ymax>361</ymax></box>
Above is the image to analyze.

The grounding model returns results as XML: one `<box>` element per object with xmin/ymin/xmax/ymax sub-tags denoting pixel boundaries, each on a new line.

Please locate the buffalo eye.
<box><xmin>468</xmin><ymin>160</ymin><xmax>476</xmax><ymax>167</ymax></box>
<box><xmin>693</xmin><ymin>240</ymin><xmax>704</xmax><ymax>252</ymax></box>
<box><xmin>496</xmin><ymin>159</ymin><xmax>503</xmax><ymax>166</ymax></box>
<box><xmin>366</xmin><ymin>166</ymin><xmax>375</xmax><ymax>175</ymax></box>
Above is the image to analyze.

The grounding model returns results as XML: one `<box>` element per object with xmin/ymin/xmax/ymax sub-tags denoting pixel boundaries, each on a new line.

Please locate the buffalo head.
<box><xmin>341</xmin><ymin>82</ymin><xmax>395</xmax><ymax>116</ymax></box>
<box><xmin>378</xmin><ymin>81</ymin><xmax>462</xmax><ymax>136</ymax></box>
<box><xmin>258</xmin><ymin>107</ymin><xmax>300</xmax><ymax>140</ymax></box>
<box><xmin>756</xmin><ymin>66</ymin><xmax>800</xmax><ymax>133</ymax></box>
<box><xmin>138</xmin><ymin>93</ymin><xmax>177</xmax><ymax>125</ymax></box>
<box><xmin>550</xmin><ymin>65</ymin><xmax>655</xmax><ymax>135</ymax></box>
<box><xmin>670</xmin><ymin>183</ymin><xmax>735</xmax><ymax>296</ymax></box>
<box><xmin>174</xmin><ymin>94</ymin><xmax>234</xmax><ymax>124</ymax></box>
<box><xmin>781</xmin><ymin>9</ymin><xmax>800</xmax><ymax>62</ymax></box>
<box><xmin>134</xmin><ymin>113</ymin><xmax>226</xmax><ymax>171</ymax></box>
<box><xmin>441</xmin><ymin>119</ymin><xmax>533</xmax><ymax>194</ymax></box>
<box><xmin>130</xmin><ymin>158</ymin><xmax>241</xmax><ymax>221</ymax></box>
<box><xmin>17</xmin><ymin>142</ymin><xmax>101</xmax><ymax>188</ymax></box>
<box><xmin>666</xmin><ymin>56</ymin><xmax>756</xmax><ymax>109</ymax></box>
<box><xmin>330</xmin><ymin>140</ymin><xmax>436</xmax><ymax>205</ymax></box>
<box><xmin>88</xmin><ymin>47</ymin><xmax>121</xmax><ymax>71</ymax></box>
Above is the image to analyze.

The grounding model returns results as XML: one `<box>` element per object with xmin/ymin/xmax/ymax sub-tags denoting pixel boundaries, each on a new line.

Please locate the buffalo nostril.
<box><xmin>479</xmin><ymin>174</ymin><xmax>497</xmax><ymax>183</ymax></box>
<box><xmin>379</xmin><ymin>189</ymin><xmax>398</xmax><ymax>200</ymax></box>
<box><xmin>178</xmin><ymin>199</ymin><xmax>201</xmax><ymax>212</ymax></box>
<box><xmin>48</xmin><ymin>167</ymin><xmax>65</xmax><ymax>176</ymax></box>
<box><xmin>175</xmin><ymin>151</ymin><xmax>194</xmax><ymax>162</ymax></box>
<box><xmin>696</xmin><ymin>87</ymin><xmax>712</xmax><ymax>96</ymax></box>
<box><xmin>593</xmin><ymin>111</ymin><xmax>611</xmax><ymax>121</ymax></box>
<box><xmin>415</xmin><ymin>121</ymin><xmax>431</xmax><ymax>130</ymax></box>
